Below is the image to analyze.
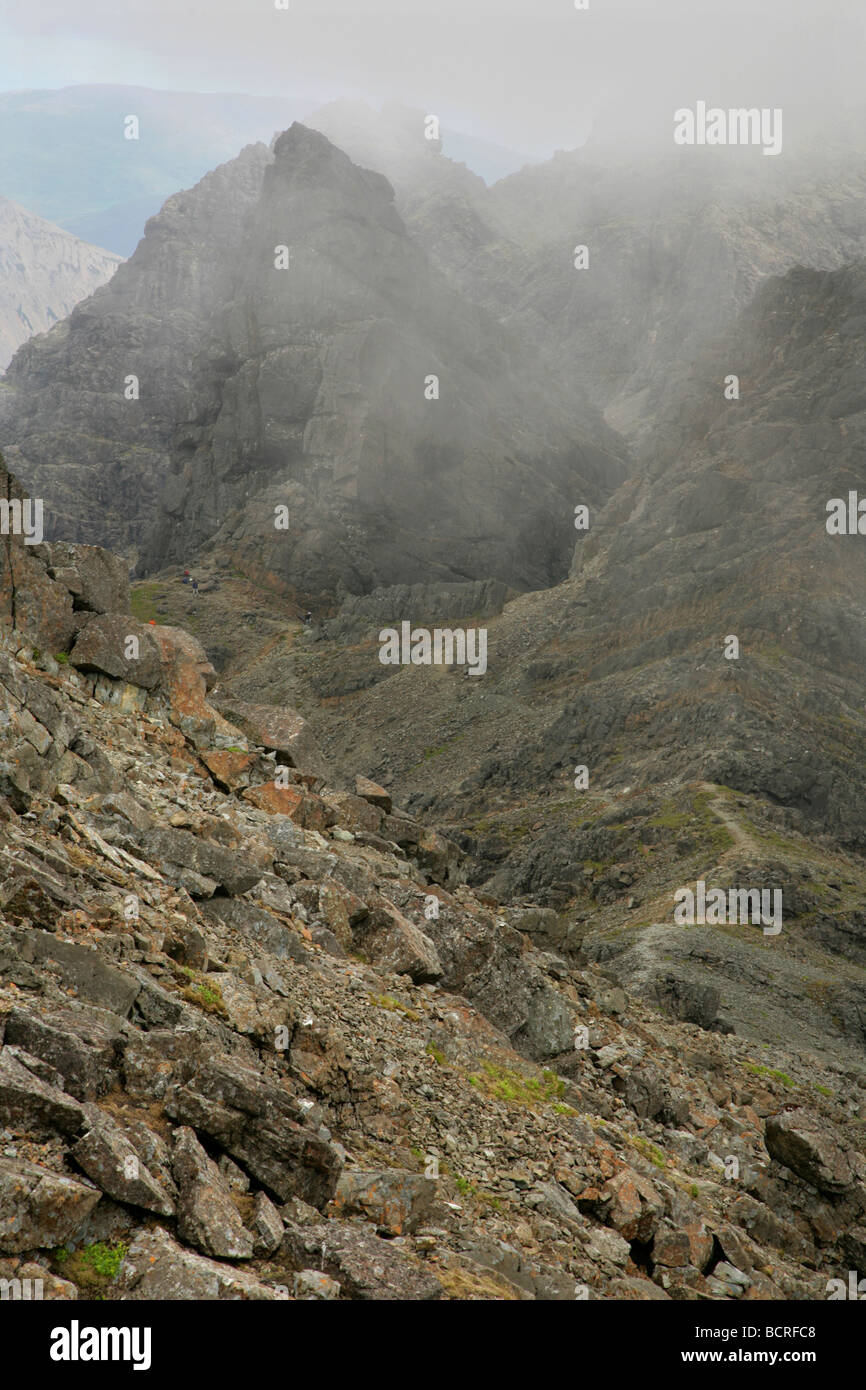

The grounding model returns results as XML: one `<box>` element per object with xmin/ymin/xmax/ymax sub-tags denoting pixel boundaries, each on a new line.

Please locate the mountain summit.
<box><xmin>0</xmin><ymin>123</ymin><xmax>627</xmax><ymax>605</ymax></box>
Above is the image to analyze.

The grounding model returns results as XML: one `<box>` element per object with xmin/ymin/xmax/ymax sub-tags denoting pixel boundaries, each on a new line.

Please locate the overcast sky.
<box><xmin>0</xmin><ymin>0</ymin><xmax>863</xmax><ymax>155</ymax></box>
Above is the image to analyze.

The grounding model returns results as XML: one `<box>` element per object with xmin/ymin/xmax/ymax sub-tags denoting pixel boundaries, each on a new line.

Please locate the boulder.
<box><xmin>200</xmin><ymin>749</ymin><xmax>257</xmax><ymax>791</ymax></box>
<box><xmin>283</xmin><ymin>1221</ymin><xmax>442</xmax><ymax>1300</ymax></box>
<box><xmin>164</xmin><ymin>1054</ymin><xmax>342</xmax><ymax>1209</ymax></box>
<box><xmin>0</xmin><ymin>1157</ymin><xmax>100</xmax><ymax>1254</ymax></box>
<box><xmin>72</xmin><ymin>1110</ymin><xmax>175</xmax><ymax>1216</ymax></box>
<box><xmin>323</xmin><ymin>790</ymin><xmax>383</xmax><ymax>834</ymax></box>
<box><xmin>330</xmin><ymin>1169</ymin><xmax>436</xmax><ymax>1235</ymax></box>
<box><xmin>209</xmin><ymin>697</ymin><xmax>328</xmax><ymax>778</ymax></box>
<box><xmin>354</xmin><ymin>776</ymin><xmax>392</xmax><ymax>813</ymax></box>
<box><xmin>0</xmin><ymin>1045</ymin><xmax>85</xmax><ymax>1135</ymax></box>
<box><xmin>15</xmin><ymin>929</ymin><xmax>140</xmax><ymax>1015</ymax></box>
<box><xmin>3</xmin><ymin>1004</ymin><xmax>122</xmax><ymax>1101</ymax></box>
<box><xmin>765</xmin><ymin>1109</ymin><xmax>860</xmax><ymax>1195</ymax></box>
<box><xmin>655</xmin><ymin>975</ymin><xmax>720</xmax><ymax>1030</ymax></box>
<box><xmin>242</xmin><ymin>782</ymin><xmax>335</xmax><ymax>831</ymax></box>
<box><xmin>117</xmin><ymin>1226</ymin><xmax>277</xmax><ymax>1300</ymax></box>
<box><xmin>354</xmin><ymin>900</ymin><xmax>442</xmax><ymax>983</ymax></box>
<box><xmin>46</xmin><ymin>542</ymin><xmax>129</xmax><ymax>614</ymax></box>
<box><xmin>172</xmin><ymin>1126</ymin><xmax>253</xmax><ymax>1259</ymax></box>
<box><xmin>199</xmin><ymin>898</ymin><xmax>307</xmax><ymax>961</ymax></box>
<box><xmin>251</xmin><ymin>1192</ymin><xmax>284</xmax><ymax>1256</ymax></box>
<box><xmin>600</xmin><ymin>1169</ymin><xmax>664</xmax><ymax>1244</ymax></box>
<box><xmin>136</xmin><ymin>827</ymin><xmax>264</xmax><ymax>897</ymax></box>
<box><xmin>69</xmin><ymin>614</ymin><xmax>163</xmax><ymax>688</ymax></box>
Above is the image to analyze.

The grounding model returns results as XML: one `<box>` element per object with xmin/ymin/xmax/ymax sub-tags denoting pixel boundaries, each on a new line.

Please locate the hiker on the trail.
<box><xmin>182</xmin><ymin>569</ymin><xmax>190</xmax><ymax>585</ymax></box>
<box><xmin>191</xmin><ymin>578</ymin><xmax>199</xmax><ymax>601</ymax></box>
<box><xmin>303</xmin><ymin>610</ymin><xmax>312</xmax><ymax>626</ymax></box>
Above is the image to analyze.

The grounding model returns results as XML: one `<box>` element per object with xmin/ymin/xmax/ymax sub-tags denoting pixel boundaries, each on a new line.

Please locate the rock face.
<box><xmin>302</xmin><ymin>102</ymin><xmax>866</xmax><ymax>446</ymax></box>
<box><xmin>0</xmin><ymin>197</ymin><xmax>121</xmax><ymax>372</ymax></box>
<box><xmin>0</xmin><ymin>142</ymin><xmax>274</xmax><ymax>561</ymax></box>
<box><xmin>0</xmin><ymin>124</ymin><xmax>627</xmax><ymax>599</ymax></box>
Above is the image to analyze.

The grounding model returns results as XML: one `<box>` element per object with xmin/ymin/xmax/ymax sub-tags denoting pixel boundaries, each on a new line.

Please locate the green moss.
<box><xmin>744</xmin><ymin>1062</ymin><xmax>795</xmax><ymax>1089</ymax></box>
<box><xmin>54</xmin><ymin>651</ymin><xmax>69</xmax><ymax>664</ymax></box>
<box><xmin>181</xmin><ymin>979</ymin><xmax>227</xmax><ymax>1017</ymax></box>
<box><xmin>628</xmin><ymin>1135</ymin><xmax>667</xmax><ymax>1169</ymax></box>
<box><xmin>369</xmin><ymin>993</ymin><xmax>420</xmax><ymax>1022</ymax></box>
<box><xmin>452</xmin><ymin>1175</ymin><xmax>502</xmax><ymax>1212</ymax></box>
<box><xmin>466</xmin><ymin>1061</ymin><xmax>565</xmax><ymax>1108</ymax></box>
<box><xmin>53</xmin><ymin>1241</ymin><xmax>127</xmax><ymax>1292</ymax></box>
<box><xmin>425</xmin><ymin>1042</ymin><xmax>446</xmax><ymax>1065</ymax></box>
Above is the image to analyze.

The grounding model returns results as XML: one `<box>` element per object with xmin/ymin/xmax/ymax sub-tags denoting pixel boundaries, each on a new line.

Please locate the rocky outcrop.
<box><xmin>0</xmin><ymin>124</ymin><xmax>627</xmax><ymax>600</ymax></box>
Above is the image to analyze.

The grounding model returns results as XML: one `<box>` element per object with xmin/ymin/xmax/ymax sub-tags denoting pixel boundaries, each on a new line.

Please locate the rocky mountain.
<box><xmin>307</xmin><ymin>104</ymin><xmax>866</xmax><ymax>443</ymax></box>
<box><xmin>0</xmin><ymin>198</ymin><xmax>120</xmax><ymax>371</ymax></box>
<box><xmin>0</xmin><ymin>123</ymin><xmax>627</xmax><ymax>603</ymax></box>
<box><xmin>1</xmin><ymin>446</ymin><xmax>865</xmax><ymax>1302</ymax></box>
<box><xmin>199</xmin><ymin>258</ymin><xmax>866</xmax><ymax>1074</ymax></box>
<box><xmin>0</xmin><ymin>87</ymin><xmax>542</xmax><ymax>257</ymax></box>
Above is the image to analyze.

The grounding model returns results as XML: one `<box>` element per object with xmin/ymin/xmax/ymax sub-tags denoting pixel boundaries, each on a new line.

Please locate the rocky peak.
<box><xmin>0</xmin><ymin>123</ymin><xmax>627</xmax><ymax>602</ymax></box>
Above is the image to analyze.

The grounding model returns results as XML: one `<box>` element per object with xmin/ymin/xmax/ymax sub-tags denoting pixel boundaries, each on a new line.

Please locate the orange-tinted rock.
<box><xmin>200</xmin><ymin>749</ymin><xmax>257</xmax><ymax>792</ymax></box>
<box><xmin>209</xmin><ymin>696</ymin><xmax>327</xmax><ymax>778</ymax></box>
<box><xmin>150</xmin><ymin>625</ymin><xmax>217</xmax><ymax>719</ymax></box>
<box><xmin>242</xmin><ymin>782</ymin><xmax>335</xmax><ymax>832</ymax></box>
<box><xmin>653</xmin><ymin>1218</ymin><xmax>714</xmax><ymax>1271</ymax></box>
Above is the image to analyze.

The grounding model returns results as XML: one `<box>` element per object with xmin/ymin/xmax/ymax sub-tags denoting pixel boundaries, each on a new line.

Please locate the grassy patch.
<box><xmin>744</xmin><ymin>1062</ymin><xmax>795</xmax><ymax>1089</ymax></box>
<box><xmin>129</xmin><ymin>582</ymin><xmax>162</xmax><ymax>623</ymax></box>
<box><xmin>181</xmin><ymin>978</ymin><xmax>228</xmax><ymax>1017</ymax></box>
<box><xmin>628</xmin><ymin>1135</ymin><xmax>668</xmax><ymax>1170</ymax></box>
<box><xmin>437</xmin><ymin>1266</ymin><xmax>521</xmax><ymax>1301</ymax></box>
<box><xmin>54</xmin><ymin>1240</ymin><xmax>127</xmax><ymax>1292</ymax></box>
<box><xmin>369</xmin><ymin>993</ymin><xmax>420</xmax><ymax>1022</ymax></box>
<box><xmin>466</xmin><ymin>1061</ymin><xmax>565</xmax><ymax>1108</ymax></box>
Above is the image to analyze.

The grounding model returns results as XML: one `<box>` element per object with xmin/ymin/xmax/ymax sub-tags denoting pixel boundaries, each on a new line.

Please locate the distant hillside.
<box><xmin>0</xmin><ymin>197</ymin><xmax>120</xmax><ymax>370</ymax></box>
